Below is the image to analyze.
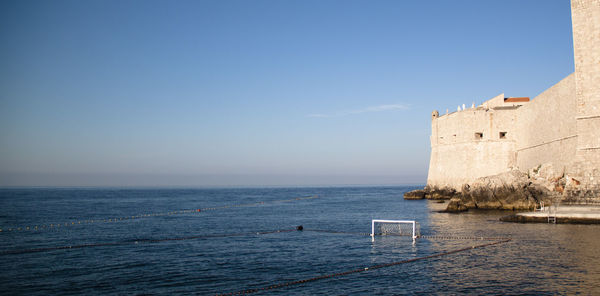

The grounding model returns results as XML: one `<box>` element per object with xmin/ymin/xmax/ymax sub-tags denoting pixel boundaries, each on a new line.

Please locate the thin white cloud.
<box><xmin>308</xmin><ymin>104</ymin><xmax>409</xmax><ymax>118</ymax></box>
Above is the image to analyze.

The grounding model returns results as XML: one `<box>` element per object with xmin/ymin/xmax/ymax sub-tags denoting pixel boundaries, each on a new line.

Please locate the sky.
<box><xmin>0</xmin><ymin>0</ymin><xmax>575</xmax><ymax>187</ymax></box>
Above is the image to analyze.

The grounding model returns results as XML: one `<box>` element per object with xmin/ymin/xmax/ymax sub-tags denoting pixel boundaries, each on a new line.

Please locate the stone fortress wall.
<box><xmin>514</xmin><ymin>74</ymin><xmax>577</xmax><ymax>174</ymax></box>
<box><xmin>426</xmin><ymin>0</ymin><xmax>599</xmax><ymax>201</ymax></box>
<box><xmin>571</xmin><ymin>0</ymin><xmax>600</xmax><ymax>196</ymax></box>
<box><xmin>428</xmin><ymin>96</ymin><xmax>520</xmax><ymax>189</ymax></box>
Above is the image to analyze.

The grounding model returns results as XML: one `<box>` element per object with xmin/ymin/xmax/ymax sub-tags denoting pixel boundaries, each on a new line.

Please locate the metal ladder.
<box><xmin>547</xmin><ymin>201</ymin><xmax>558</xmax><ymax>224</ymax></box>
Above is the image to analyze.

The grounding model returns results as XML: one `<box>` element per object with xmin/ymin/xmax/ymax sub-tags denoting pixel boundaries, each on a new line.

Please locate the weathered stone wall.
<box><xmin>427</xmin><ymin>106</ymin><xmax>518</xmax><ymax>190</ymax></box>
<box><xmin>427</xmin><ymin>74</ymin><xmax>578</xmax><ymax>193</ymax></box>
<box><xmin>514</xmin><ymin>74</ymin><xmax>577</xmax><ymax>173</ymax></box>
<box><xmin>571</xmin><ymin>0</ymin><xmax>600</xmax><ymax>195</ymax></box>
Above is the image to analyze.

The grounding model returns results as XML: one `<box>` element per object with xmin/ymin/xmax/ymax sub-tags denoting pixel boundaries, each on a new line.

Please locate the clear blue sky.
<box><xmin>0</xmin><ymin>0</ymin><xmax>574</xmax><ymax>187</ymax></box>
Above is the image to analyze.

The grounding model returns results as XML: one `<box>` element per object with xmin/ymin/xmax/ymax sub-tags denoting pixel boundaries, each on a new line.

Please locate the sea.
<box><xmin>1</xmin><ymin>186</ymin><xmax>599</xmax><ymax>295</ymax></box>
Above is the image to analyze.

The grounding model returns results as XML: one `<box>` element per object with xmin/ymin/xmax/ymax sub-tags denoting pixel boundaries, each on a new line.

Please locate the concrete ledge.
<box><xmin>500</xmin><ymin>205</ymin><xmax>600</xmax><ymax>224</ymax></box>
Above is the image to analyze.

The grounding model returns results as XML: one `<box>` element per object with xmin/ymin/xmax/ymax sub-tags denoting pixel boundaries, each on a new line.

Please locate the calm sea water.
<box><xmin>1</xmin><ymin>186</ymin><xmax>599</xmax><ymax>295</ymax></box>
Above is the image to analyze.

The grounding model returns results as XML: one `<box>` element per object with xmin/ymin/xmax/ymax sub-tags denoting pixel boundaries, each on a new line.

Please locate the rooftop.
<box><xmin>504</xmin><ymin>97</ymin><xmax>530</xmax><ymax>103</ymax></box>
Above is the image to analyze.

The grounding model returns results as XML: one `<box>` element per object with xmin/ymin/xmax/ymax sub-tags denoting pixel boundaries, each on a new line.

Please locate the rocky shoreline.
<box><xmin>404</xmin><ymin>164</ymin><xmax>584</xmax><ymax>213</ymax></box>
<box><xmin>405</xmin><ymin>163</ymin><xmax>600</xmax><ymax>223</ymax></box>
<box><xmin>403</xmin><ymin>187</ymin><xmax>457</xmax><ymax>201</ymax></box>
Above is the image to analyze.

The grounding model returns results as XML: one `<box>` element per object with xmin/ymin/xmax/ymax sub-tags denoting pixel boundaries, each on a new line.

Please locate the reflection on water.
<box><xmin>426</xmin><ymin>201</ymin><xmax>600</xmax><ymax>294</ymax></box>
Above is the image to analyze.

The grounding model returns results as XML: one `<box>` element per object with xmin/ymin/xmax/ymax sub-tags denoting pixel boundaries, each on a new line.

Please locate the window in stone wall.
<box><xmin>499</xmin><ymin>132</ymin><xmax>507</xmax><ymax>139</ymax></box>
<box><xmin>475</xmin><ymin>132</ymin><xmax>483</xmax><ymax>140</ymax></box>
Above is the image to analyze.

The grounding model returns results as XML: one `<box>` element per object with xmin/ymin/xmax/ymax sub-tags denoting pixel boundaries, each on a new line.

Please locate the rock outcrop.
<box><xmin>445</xmin><ymin>170</ymin><xmax>556</xmax><ymax>212</ymax></box>
<box><xmin>423</xmin><ymin>186</ymin><xmax>457</xmax><ymax>200</ymax></box>
<box><xmin>405</xmin><ymin>165</ymin><xmax>570</xmax><ymax>212</ymax></box>
<box><xmin>403</xmin><ymin>186</ymin><xmax>457</xmax><ymax>200</ymax></box>
<box><xmin>403</xmin><ymin>189</ymin><xmax>426</xmax><ymax>200</ymax></box>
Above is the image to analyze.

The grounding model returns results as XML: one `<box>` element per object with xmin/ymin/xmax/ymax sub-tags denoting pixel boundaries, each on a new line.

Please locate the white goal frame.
<box><xmin>371</xmin><ymin>219</ymin><xmax>417</xmax><ymax>242</ymax></box>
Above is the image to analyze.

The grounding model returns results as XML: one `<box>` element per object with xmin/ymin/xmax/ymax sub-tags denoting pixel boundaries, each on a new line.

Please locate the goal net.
<box><xmin>371</xmin><ymin>219</ymin><xmax>419</xmax><ymax>240</ymax></box>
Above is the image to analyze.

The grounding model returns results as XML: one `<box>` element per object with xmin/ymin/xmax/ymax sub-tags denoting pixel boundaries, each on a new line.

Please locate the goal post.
<box><xmin>371</xmin><ymin>219</ymin><xmax>418</xmax><ymax>242</ymax></box>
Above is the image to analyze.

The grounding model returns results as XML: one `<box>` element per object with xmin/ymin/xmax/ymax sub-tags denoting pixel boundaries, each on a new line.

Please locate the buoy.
<box><xmin>296</xmin><ymin>225</ymin><xmax>303</xmax><ymax>231</ymax></box>
<box><xmin>197</xmin><ymin>209</ymin><xmax>201</xmax><ymax>212</ymax></box>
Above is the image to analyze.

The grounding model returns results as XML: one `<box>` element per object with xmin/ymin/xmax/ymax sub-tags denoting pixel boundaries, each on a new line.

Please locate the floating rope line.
<box><xmin>304</xmin><ymin>229</ymin><xmax>372</xmax><ymax>236</ymax></box>
<box><xmin>418</xmin><ymin>235</ymin><xmax>510</xmax><ymax>241</ymax></box>
<box><xmin>0</xmin><ymin>195</ymin><xmax>319</xmax><ymax>233</ymax></box>
<box><xmin>216</xmin><ymin>238</ymin><xmax>512</xmax><ymax>296</ymax></box>
<box><xmin>304</xmin><ymin>229</ymin><xmax>508</xmax><ymax>241</ymax></box>
<box><xmin>1</xmin><ymin>224</ymin><xmax>513</xmax><ymax>296</ymax></box>
<box><xmin>0</xmin><ymin>225</ymin><xmax>509</xmax><ymax>256</ymax></box>
<box><xmin>0</xmin><ymin>228</ymin><xmax>297</xmax><ymax>256</ymax></box>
